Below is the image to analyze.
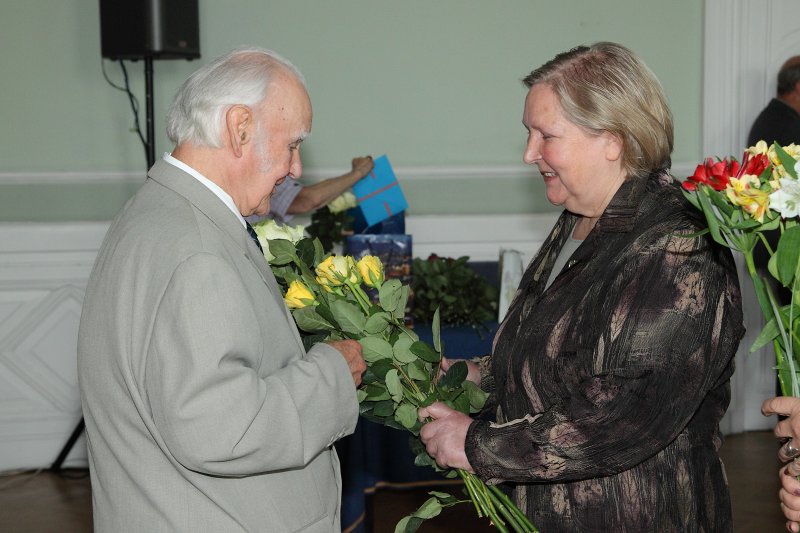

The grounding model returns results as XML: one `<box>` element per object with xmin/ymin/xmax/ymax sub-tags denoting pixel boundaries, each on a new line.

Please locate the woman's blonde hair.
<box><xmin>523</xmin><ymin>42</ymin><xmax>673</xmax><ymax>179</ymax></box>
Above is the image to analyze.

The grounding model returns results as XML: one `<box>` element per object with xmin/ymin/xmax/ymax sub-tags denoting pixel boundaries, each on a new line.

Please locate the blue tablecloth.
<box><xmin>338</xmin><ymin>322</ymin><xmax>498</xmax><ymax>532</ymax></box>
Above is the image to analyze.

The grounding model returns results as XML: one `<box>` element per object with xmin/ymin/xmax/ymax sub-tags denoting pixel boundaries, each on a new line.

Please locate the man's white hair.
<box><xmin>166</xmin><ymin>46</ymin><xmax>306</xmax><ymax>148</ymax></box>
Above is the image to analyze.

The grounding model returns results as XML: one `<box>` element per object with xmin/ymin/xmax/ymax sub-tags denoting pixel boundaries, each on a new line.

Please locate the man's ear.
<box><xmin>225</xmin><ymin>105</ymin><xmax>253</xmax><ymax>158</ymax></box>
<box><xmin>604</xmin><ymin>131</ymin><xmax>623</xmax><ymax>162</ymax></box>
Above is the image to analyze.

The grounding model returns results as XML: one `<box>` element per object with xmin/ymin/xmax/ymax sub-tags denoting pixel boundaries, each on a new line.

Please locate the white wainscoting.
<box><xmin>0</xmin><ymin>211</ymin><xmax>774</xmax><ymax>470</ymax></box>
<box><xmin>0</xmin><ymin>215</ymin><xmax>555</xmax><ymax>471</ymax></box>
<box><xmin>0</xmin><ymin>223</ymin><xmax>108</xmax><ymax>471</ymax></box>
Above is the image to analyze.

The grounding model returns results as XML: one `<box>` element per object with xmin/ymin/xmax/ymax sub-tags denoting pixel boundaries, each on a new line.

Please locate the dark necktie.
<box><xmin>245</xmin><ymin>222</ymin><xmax>263</xmax><ymax>253</ymax></box>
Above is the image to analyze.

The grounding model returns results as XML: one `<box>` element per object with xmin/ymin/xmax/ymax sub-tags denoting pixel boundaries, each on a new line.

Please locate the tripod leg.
<box><xmin>50</xmin><ymin>417</ymin><xmax>85</xmax><ymax>472</ymax></box>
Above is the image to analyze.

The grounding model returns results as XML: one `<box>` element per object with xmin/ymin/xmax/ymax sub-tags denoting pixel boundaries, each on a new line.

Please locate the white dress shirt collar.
<box><xmin>162</xmin><ymin>152</ymin><xmax>246</xmax><ymax>228</ymax></box>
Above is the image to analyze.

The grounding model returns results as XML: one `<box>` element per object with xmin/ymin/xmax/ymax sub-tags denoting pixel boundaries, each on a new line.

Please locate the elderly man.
<box><xmin>78</xmin><ymin>47</ymin><xmax>365</xmax><ymax>532</ymax></box>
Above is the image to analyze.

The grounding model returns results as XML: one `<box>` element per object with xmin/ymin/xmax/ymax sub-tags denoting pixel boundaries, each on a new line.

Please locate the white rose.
<box><xmin>327</xmin><ymin>191</ymin><xmax>357</xmax><ymax>214</ymax></box>
<box><xmin>252</xmin><ymin>219</ymin><xmax>305</xmax><ymax>259</ymax></box>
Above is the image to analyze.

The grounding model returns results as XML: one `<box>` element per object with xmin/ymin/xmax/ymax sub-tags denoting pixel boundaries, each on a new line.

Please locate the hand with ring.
<box><xmin>763</xmin><ymin>396</ymin><xmax>800</xmax><ymax>462</ymax></box>
<box><xmin>763</xmin><ymin>396</ymin><xmax>800</xmax><ymax>531</ymax></box>
<box><xmin>783</xmin><ymin>440</ymin><xmax>800</xmax><ymax>462</ymax></box>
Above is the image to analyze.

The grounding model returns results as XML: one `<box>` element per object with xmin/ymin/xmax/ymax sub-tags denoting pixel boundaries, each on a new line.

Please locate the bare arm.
<box><xmin>287</xmin><ymin>156</ymin><xmax>374</xmax><ymax>214</ymax></box>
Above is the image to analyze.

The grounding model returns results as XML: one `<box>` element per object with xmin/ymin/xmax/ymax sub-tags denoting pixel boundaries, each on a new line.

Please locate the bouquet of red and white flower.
<box><xmin>682</xmin><ymin>141</ymin><xmax>800</xmax><ymax>396</ymax></box>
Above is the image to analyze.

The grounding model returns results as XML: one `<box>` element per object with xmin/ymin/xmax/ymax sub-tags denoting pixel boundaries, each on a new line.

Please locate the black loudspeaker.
<box><xmin>99</xmin><ymin>0</ymin><xmax>200</xmax><ymax>60</ymax></box>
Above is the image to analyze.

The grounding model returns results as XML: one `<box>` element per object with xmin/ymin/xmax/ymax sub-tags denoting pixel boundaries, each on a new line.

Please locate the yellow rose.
<box><xmin>356</xmin><ymin>255</ymin><xmax>385</xmax><ymax>288</ymax></box>
<box><xmin>315</xmin><ymin>255</ymin><xmax>359</xmax><ymax>287</ymax></box>
<box><xmin>284</xmin><ymin>280</ymin><xmax>316</xmax><ymax>309</ymax></box>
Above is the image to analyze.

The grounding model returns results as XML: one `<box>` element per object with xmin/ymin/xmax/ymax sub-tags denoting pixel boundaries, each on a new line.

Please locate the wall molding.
<box><xmin>0</xmin><ymin>215</ymin><xmax>554</xmax><ymax>470</ymax></box>
<box><xmin>0</xmin><ymin>162</ymin><xmax>698</xmax><ymax>186</ymax></box>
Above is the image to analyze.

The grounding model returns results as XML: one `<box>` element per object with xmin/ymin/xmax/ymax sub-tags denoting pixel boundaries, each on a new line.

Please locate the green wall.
<box><xmin>0</xmin><ymin>0</ymin><xmax>704</xmax><ymax>221</ymax></box>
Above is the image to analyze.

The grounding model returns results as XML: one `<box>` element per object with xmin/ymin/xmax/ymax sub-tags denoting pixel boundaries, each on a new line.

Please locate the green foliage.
<box><xmin>411</xmin><ymin>255</ymin><xmax>498</xmax><ymax>329</ymax></box>
<box><xmin>306</xmin><ymin>207</ymin><xmax>354</xmax><ymax>253</ymax></box>
<box><xmin>263</xmin><ymin>235</ymin><xmax>534</xmax><ymax>532</ymax></box>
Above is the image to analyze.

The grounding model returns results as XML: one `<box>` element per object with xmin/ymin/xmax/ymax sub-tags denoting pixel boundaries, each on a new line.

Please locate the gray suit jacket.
<box><xmin>78</xmin><ymin>160</ymin><xmax>358</xmax><ymax>532</ymax></box>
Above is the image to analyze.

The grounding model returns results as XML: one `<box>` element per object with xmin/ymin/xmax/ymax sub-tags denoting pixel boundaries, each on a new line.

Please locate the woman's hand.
<box><xmin>762</xmin><ymin>397</ymin><xmax>800</xmax><ymax>461</ymax></box>
<box><xmin>781</xmin><ymin>460</ymin><xmax>800</xmax><ymax>532</ymax></box>
<box><xmin>418</xmin><ymin>402</ymin><xmax>474</xmax><ymax>472</ymax></box>
<box><xmin>763</xmin><ymin>396</ymin><xmax>800</xmax><ymax>531</ymax></box>
<box><xmin>440</xmin><ymin>357</ymin><xmax>481</xmax><ymax>386</ymax></box>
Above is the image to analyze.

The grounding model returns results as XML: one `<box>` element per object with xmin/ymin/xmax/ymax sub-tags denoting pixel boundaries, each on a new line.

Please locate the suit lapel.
<box><xmin>147</xmin><ymin>160</ymin><xmax>306</xmax><ymax>349</ymax></box>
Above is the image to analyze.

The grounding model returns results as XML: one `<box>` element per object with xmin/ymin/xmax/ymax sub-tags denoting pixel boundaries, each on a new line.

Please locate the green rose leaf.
<box><xmin>359</xmin><ymin>336</ymin><xmax>394</xmax><ymax>362</ymax></box>
<box><xmin>413</xmin><ymin>450</ymin><xmax>436</xmax><ymax>468</ymax></box>
<box><xmin>372</xmin><ymin>400</ymin><xmax>395</xmax><ymax>418</ymax></box>
<box><xmin>379</xmin><ymin>279</ymin><xmax>403</xmax><ymax>312</ymax></box>
<box><xmin>400</xmin><ymin>327</ymin><xmax>419</xmax><ymax>342</ymax></box>
<box><xmin>394</xmin><ymin>403</ymin><xmax>418</xmax><ymax>429</ymax></box>
<box><xmin>428</xmin><ymin>491</ymin><xmax>459</xmax><ymax>505</ymax></box>
<box><xmin>267</xmin><ymin>239</ymin><xmax>296</xmax><ymax>265</ymax></box>
<box><xmin>369</xmin><ymin>358</ymin><xmax>395</xmax><ymax>380</ymax></box>
<box><xmin>394</xmin><ymin>516</ymin><xmax>424</xmax><ymax>533</ymax></box>
<box><xmin>363</xmin><ymin>383</ymin><xmax>391</xmax><ymax>401</ymax></box>
<box><xmin>356</xmin><ymin>389</ymin><xmax>368</xmax><ymax>403</ymax></box>
<box><xmin>432</xmin><ymin>307</ymin><xmax>442</xmax><ymax>354</ymax></box>
<box><xmin>450</xmin><ymin>393</ymin><xmax>471</xmax><ymax>415</ymax></box>
<box><xmin>292</xmin><ymin>307</ymin><xmax>335</xmax><ymax>332</ymax></box>
<box><xmin>312</xmin><ymin>238</ymin><xmax>326</xmax><ymax>265</ymax></box>
<box><xmin>385</xmin><ymin>369</ymin><xmax>403</xmax><ymax>403</ymax></box>
<box><xmin>301</xmin><ymin>333</ymin><xmax>329</xmax><ymax>352</ymax></box>
<box><xmin>465</xmin><ymin>380</ymin><xmax>488</xmax><ymax>411</ymax></box>
<box><xmin>413</xmin><ymin>496</ymin><xmax>444</xmax><ymax>519</ymax></box>
<box><xmin>410</xmin><ymin>341</ymin><xmax>441</xmax><ymax>363</ymax></box>
<box><xmin>406</xmin><ymin>361</ymin><xmax>429</xmax><ymax>382</ymax></box>
<box><xmin>364</xmin><ymin>312</ymin><xmax>391</xmax><ymax>335</ymax></box>
<box><xmin>393</xmin><ymin>335</ymin><xmax>417</xmax><ymax>364</ymax></box>
<box><xmin>393</xmin><ymin>285</ymin><xmax>410</xmax><ymax>321</ymax></box>
<box><xmin>295</xmin><ymin>238</ymin><xmax>316</xmax><ymax>268</ymax></box>
<box><xmin>330</xmin><ymin>299</ymin><xmax>367</xmax><ymax>334</ymax></box>
<box><xmin>439</xmin><ymin>360</ymin><xmax>468</xmax><ymax>389</ymax></box>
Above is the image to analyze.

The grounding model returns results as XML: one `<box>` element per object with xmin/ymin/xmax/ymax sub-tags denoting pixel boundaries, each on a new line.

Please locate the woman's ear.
<box><xmin>603</xmin><ymin>131</ymin><xmax>624</xmax><ymax>162</ymax></box>
<box><xmin>225</xmin><ymin>105</ymin><xmax>253</xmax><ymax>158</ymax></box>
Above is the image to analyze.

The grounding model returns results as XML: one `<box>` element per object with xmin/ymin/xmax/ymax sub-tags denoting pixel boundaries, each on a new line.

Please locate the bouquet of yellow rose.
<box><xmin>681</xmin><ymin>141</ymin><xmax>800</xmax><ymax>396</ymax></box>
<box><xmin>252</xmin><ymin>219</ymin><xmax>537</xmax><ymax>533</ymax></box>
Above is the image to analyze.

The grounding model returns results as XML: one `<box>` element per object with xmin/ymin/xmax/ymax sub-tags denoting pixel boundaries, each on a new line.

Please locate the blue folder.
<box><xmin>352</xmin><ymin>155</ymin><xmax>408</xmax><ymax>227</ymax></box>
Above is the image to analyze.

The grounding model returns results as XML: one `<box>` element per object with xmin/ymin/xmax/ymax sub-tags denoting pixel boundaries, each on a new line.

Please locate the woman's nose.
<box><xmin>523</xmin><ymin>136</ymin><xmax>541</xmax><ymax>165</ymax></box>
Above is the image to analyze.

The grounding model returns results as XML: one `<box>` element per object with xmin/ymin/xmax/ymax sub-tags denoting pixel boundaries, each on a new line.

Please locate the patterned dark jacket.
<box><xmin>465</xmin><ymin>173</ymin><xmax>744</xmax><ymax>532</ymax></box>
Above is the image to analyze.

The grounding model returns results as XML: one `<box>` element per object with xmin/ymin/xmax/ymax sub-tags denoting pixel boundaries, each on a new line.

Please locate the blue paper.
<box><xmin>352</xmin><ymin>155</ymin><xmax>408</xmax><ymax>228</ymax></box>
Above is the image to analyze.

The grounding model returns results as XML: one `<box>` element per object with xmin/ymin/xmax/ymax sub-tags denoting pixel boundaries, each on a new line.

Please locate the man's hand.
<box><xmin>328</xmin><ymin>339</ymin><xmax>366</xmax><ymax>387</ymax></box>
<box><xmin>351</xmin><ymin>156</ymin><xmax>374</xmax><ymax>179</ymax></box>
